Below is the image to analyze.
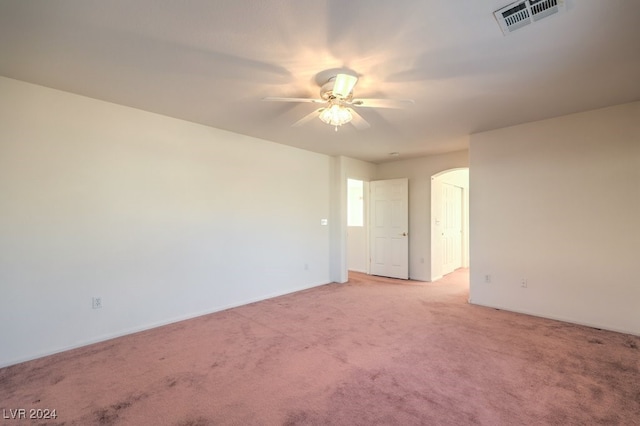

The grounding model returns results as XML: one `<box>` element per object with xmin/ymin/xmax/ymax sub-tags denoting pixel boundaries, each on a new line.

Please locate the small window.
<box><xmin>347</xmin><ymin>179</ymin><xmax>364</xmax><ymax>227</ymax></box>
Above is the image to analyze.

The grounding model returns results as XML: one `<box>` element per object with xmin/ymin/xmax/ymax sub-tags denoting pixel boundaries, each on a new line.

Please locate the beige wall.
<box><xmin>0</xmin><ymin>77</ymin><xmax>333</xmax><ymax>366</ymax></box>
<box><xmin>469</xmin><ymin>101</ymin><xmax>640</xmax><ymax>335</ymax></box>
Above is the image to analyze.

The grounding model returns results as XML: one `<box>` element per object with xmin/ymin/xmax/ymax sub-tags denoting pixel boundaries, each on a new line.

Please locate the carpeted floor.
<box><xmin>1</xmin><ymin>269</ymin><xmax>639</xmax><ymax>425</ymax></box>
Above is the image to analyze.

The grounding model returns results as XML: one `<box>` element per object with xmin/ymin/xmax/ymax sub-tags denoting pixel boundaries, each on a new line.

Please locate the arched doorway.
<box><xmin>431</xmin><ymin>168</ymin><xmax>469</xmax><ymax>281</ymax></box>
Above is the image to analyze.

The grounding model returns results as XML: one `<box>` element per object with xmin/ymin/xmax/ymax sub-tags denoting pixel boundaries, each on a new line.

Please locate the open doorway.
<box><xmin>347</xmin><ymin>178</ymin><xmax>368</xmax><ymax>273</ymax></box>
<box><xmin>431</xmin><ymin>168</ymin><xmax>469</xmax><ymax>281</ymax></box>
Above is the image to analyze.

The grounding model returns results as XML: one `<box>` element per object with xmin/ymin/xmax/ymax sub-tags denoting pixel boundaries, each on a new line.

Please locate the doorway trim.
<box><xmin>430</xmin><ymin>168</ymin><xmax>469</xmax><ymax>281</ymax></box>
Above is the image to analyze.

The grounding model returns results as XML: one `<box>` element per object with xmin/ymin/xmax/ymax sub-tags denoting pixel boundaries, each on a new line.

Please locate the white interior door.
<box><xmin>441</xmin><ymin>183</ymin><xmax>462</xmax><ymax>275</ymax></box>
<box><xmin>369</xmin><ymin>178</ymin><xmax>409</xmax><ymax>279</ymax></box>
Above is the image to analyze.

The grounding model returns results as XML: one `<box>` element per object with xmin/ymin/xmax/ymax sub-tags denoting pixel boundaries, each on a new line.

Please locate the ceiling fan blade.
<box><xmin>263</xmin><ymin>97</ymin><xmax>324</xmax><ymax>103</ymax></box>
<box><xmin>348</xmin><ymin>109</ymin><xmax>370</xmax><ymax>130</ymax></box>
<box><xmin>350</xmin><ymin>98</ymin><xmax>415</xmax><ymax>109</ymax></box>
<box><xmin>333</xmin><ymin>73</ymin><xmax>358</xmax><ymax>98</ymax></box>
<box><xmin>292</xmin><ymin>108</ymin><xmax>324</xmax><ymax>127</ymax></box>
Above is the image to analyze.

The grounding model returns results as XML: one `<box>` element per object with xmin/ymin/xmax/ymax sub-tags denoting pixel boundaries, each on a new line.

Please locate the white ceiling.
<box><xmin>1</xmin><ymin>1</ymin><xmax>639</xmax><ymax>163</ymax></box>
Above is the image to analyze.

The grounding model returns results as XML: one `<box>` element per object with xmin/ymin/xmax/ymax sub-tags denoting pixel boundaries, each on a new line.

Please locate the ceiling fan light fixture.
<box><xmin>319</xmin><ymin>104</ymin><xmax>353</xmax><ymax>130</ymax></box>
<box><xmin>264</xmin><ymin>68</ymin><xmax>412</xmax><ymax>131</ymax></box>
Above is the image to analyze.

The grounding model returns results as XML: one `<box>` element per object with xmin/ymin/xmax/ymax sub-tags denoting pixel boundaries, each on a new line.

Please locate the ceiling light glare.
<box><xmin>332</xmin><ymin>74</ymin><xmax>358</xmax><ymax>98</ymax></box>
<box><xmin>319</xmin><ymin>104</ymin><xmax>353</xmax><ymax>130</ymax></box>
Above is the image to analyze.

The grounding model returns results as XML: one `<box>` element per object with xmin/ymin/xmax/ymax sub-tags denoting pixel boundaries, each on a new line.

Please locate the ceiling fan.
<box><xmin>263</xmin><ymin>71</ymin><xmax>414</xmax><ymax>131</ymax></box>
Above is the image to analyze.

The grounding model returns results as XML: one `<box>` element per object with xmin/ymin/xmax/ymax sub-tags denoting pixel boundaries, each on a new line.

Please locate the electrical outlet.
<box><xmin>484</xmin><ymin>274</ymin><xmax>491</xmax><ymax>283</ymax></box>
<box><xmin>92</xmin><ymin>297</ymin><xmax>102</xmax><ymax>309</ymax></box>
<box><xmin>304</xmin><ymin>263</ymin><xmax>309</xmax><ymax>270</ymax></box>
<box><xmin>521</xmin><ymin>279</ymin><xmax>528</xmax><ymax>288</ymax></box>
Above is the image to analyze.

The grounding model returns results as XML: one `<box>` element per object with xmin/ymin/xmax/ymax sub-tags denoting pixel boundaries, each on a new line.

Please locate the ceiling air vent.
<box><xmin>494</xmin><ymin>0</ymin><xmax>566</xmax><ymax>35</ymax></box>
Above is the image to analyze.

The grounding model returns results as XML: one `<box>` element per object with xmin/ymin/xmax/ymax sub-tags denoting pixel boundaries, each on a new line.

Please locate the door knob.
<box><xmin>402</xmin><ymin>232</ymin><xmax>407</xmax><ymax>236</ymax></box>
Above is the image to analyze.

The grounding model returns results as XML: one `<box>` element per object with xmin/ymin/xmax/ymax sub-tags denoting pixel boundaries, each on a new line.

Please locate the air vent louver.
<box><xmin>494</xmin><ymin>0</ymin><xmax>565</xmax><ymax>35</ymax></box>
